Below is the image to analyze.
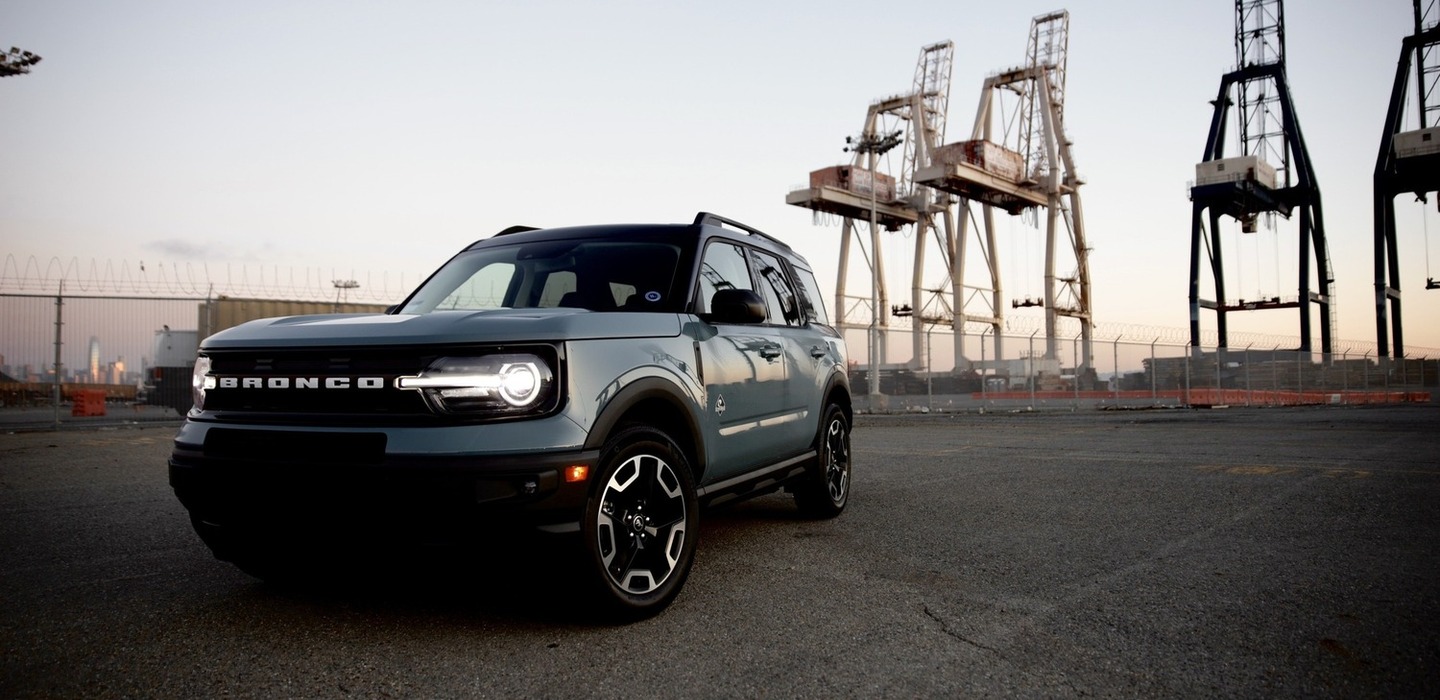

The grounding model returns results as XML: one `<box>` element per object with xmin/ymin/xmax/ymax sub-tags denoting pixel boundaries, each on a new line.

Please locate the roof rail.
<box><xmin>693</xmin><ymin>212</ymin><xmax>793</xmax><ymax>251</ymax></box>
<box><xmin>494</xmin><ymin>225</ymin><xmax>540</xmax><ymax>237</ymax></box>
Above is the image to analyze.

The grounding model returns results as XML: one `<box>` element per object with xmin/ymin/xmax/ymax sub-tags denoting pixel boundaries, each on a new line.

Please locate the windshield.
<box><xmin>398</xmin><ymin>239</ymin><xmax>684</xmax><ymax>314</ymax></box>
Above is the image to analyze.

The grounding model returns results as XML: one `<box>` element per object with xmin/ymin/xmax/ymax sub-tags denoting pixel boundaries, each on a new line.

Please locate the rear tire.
<box><xmin>580</xmin><ymin>425</ymin><xmax>699</xmax><ymax>621</ymax></box>
<box><xmin>794</xmin><ymin>403</ymin><xmax>850</xmax><ymax>518</ymax></box>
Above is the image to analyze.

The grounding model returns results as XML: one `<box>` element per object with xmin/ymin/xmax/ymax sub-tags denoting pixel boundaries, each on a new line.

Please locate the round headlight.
<box><xmin>498</xmin><ymin>362</ymin><xmax>540</xmax><ymax>406</ymax></box>
<box><xmin>395</xmin><ymin>352</ymin><xmax>556</xmax><ymax>415</ymax></box>
<box><xmin>191</xmin><ymin>356</ymin><xmax>213</xmax><ymax>411</ymax></box>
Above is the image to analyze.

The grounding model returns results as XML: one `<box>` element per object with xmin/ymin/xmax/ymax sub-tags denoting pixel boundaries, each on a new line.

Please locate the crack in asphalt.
<box><xmin>922</xmin><ymin>603</ymin><xmax>1003</xmax><ymax>656</ymax></box>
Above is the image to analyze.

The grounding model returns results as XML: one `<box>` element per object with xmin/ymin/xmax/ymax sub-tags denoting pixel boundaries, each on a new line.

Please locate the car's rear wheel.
<box><xmin>794</xmin><ymin>403</ymin><xmax>850</xmax><ymax>518</ymax></box>
<box><xmin>581</xmin><ymin>425</ymin><xmax>698</xmax><ymax>620</ymax></box>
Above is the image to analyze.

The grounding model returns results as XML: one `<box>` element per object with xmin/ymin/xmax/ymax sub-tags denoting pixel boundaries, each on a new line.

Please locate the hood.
<box><xmin>200</xmin><ymin>308</ymin><xmax>684</xmax><ymax>350</ymax></box>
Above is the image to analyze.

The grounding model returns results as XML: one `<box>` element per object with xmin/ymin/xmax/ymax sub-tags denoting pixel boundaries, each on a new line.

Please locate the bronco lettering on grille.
<box><xmin>215</xmin><ymin>376</ymin><xmax>387</xmax><ymax>389</ymax></box>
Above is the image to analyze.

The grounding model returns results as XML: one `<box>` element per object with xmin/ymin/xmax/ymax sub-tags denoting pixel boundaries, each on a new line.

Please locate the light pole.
<box><xmin>845</xmin><ymin>130</ymin><xmax>901</xmax><ymax>412</ymax></box>
<box><xmin>332</xmin><ymin>279</ymin><xmax>359</xmax><ymax>312</ymax></box>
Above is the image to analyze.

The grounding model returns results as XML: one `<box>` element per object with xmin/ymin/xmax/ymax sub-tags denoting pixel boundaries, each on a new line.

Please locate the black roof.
<box><xmin>464</xmin><ymin>212</ymin><xmax>809</xmax><ymax>268</ymax></box>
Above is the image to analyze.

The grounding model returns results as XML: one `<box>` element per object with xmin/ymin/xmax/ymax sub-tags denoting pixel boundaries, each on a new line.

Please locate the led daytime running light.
<box><xmin>395</xmin><ymin>354</ymin><xmax>553</xmax><ymax>410</ymax></box>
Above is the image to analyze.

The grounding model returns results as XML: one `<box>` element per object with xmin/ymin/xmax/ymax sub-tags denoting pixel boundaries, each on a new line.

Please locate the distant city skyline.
<box><xmin>0</xmin><ymin>295</ymin><xmax>197</xmax><ymax>386</ymax></box>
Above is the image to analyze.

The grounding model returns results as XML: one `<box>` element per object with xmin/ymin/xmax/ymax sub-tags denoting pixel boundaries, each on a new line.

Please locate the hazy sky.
<box><xmin>3</xmin><ymin>0</ymin><xmax>1437</xmax><ymax>355</ymax></box>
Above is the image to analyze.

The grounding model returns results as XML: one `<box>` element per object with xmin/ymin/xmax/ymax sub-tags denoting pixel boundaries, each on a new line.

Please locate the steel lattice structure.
<box><xmin>1374</xmin><ymin>0</ymin><xmax>1440</xmax><ymax>359</ymax></box>
<box><xmin>1188</xmin><ymin>0</ymin><xmax>1334</xmax><ymax>356</ymax></box>
<box><xmin>915</xmin><ymin>10</ymin><xmax>1093</xmax><ymax>380</ymax></box>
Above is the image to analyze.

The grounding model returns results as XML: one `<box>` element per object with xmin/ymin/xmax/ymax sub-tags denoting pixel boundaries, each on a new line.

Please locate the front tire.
<box><xmin>794</xmin><ymin>403</ymin><xmax>850</xmax><ymax>518</ymax></box>
<box><xmin>581</xmin><ymin>425</ymin><xmax>699</xmax><ymax>620</ymax></box>
<box><xmin>189</xmin><ymin>516</ymin><xmax>302</xmax><ymax>583</ymax></box>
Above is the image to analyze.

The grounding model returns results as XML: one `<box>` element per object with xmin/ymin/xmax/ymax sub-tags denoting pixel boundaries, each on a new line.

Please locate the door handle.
<box><xmin>809</xmin><ymin>345</ymin><xmax>828</xmax><ymax>359</ymax></box>
<box><xmin>758</xmin><ymin>344</ymin><xmax>782</xmax><ymax>359</ymax></box>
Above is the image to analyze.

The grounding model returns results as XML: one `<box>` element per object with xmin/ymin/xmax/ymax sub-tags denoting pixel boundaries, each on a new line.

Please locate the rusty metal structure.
<box><xmin>786</xmin><ymin>41</ymin><xmax>954</xmax><ymax>401</ymax></box>
<box><xmin>916</xmin><ymin>10</ymin><xmax>1092</xmax><ymax>377</ymax></box>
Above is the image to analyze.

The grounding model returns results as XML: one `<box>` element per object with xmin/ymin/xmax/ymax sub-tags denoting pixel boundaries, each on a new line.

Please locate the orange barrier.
<box><xmin>1182</xmin><ymin>388</ymin><xmax>1429</xmax><ymax>406</ymax></box>
<box><xmin>972</xmin><ymin>389</ymin><xmax>1429</xmax><ymax>406</ymax></box>
<box><xmin>70</xmin><ymin>389</ymin><xmax>107</xmax><ymax>417</ymax></box>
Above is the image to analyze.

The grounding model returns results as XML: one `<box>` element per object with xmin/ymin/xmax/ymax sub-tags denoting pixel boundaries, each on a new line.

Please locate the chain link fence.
<box><xmin>3</xmin><ymin>290</ymin><xmax>1435</xmax><ymax>430</ymax></box>
<box><xmin>843</xmin><ymin>327</ymin><xmax>1438</xmax><ymax>414</ymax></box>
<box><xmin>0</xmin><ymin>291</ymin><xmax>391</xmax><ymax>430</ymax></box>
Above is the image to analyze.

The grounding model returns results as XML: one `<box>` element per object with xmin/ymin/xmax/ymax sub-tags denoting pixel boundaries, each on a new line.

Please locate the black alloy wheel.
<box><xmin>795</xmin><ymin>403</ymin><xmax>850</xmax><ymax>518</ymax></box>
<box><xmin>582</xmin><ymin>425</ymin><xmax>698</xmax><ymax>619</ymax></box>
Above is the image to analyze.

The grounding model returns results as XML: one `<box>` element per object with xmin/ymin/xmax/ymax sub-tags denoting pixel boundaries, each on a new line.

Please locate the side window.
<box><xmin>437</xmin><ymin>262</ymin><xmax>516</xmax><ymax>310</ymax></box>
<box><xmin>696</xmin><ymin>242</ymin><xmax>757</xmax><ymax>316</ymax></box>
<box><xmin>749</xmin><ymin>250</ymin><xmax>800</xmax><ymax>327</ymax></box>
<box><xmin>792</xmin><ymin>267</ymin><xmax>831</xmax><ymax>326</ymax></box>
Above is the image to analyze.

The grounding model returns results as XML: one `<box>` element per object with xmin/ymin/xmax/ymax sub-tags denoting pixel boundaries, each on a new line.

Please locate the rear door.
<box><xmin>745</xmin><ymin>248</ymin><xmax>821</xmax><ymax>451</ymax></box>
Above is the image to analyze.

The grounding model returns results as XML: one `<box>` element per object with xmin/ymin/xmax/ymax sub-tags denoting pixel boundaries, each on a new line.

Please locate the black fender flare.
<box><xmin>821</xmin><ymin>368</ymin><xmax>852</xmax><ymax>418</ymax></box>
<box><xmin>582</xmin><ymin>376</ymin><xmax>708</xmax><ymax>475</ymax></box>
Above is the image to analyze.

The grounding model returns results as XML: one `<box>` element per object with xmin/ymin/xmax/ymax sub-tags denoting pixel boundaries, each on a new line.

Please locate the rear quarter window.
<box><xmin>792</xmin><ymin>267</ymin><xmax>831</xmax><ymax>326</ymax></box>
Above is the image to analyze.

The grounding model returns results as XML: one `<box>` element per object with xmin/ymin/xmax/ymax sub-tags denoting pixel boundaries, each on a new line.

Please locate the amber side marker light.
<box><xmin>564</xmin><ymin>465</ymin><xmax>590</xmax><ymax>483</ymax></box>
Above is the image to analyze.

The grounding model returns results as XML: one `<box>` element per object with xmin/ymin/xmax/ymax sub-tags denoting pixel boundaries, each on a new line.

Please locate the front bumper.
<box><xmin>169</xmin><ymin>420</ymin><xmax>598</xmax><ymax>544</ymax></box>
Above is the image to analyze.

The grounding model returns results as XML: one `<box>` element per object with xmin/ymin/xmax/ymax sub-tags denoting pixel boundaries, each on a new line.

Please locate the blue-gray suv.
<box><xmin>170</xmin><ymin>212</ymin><xmax>851</xmax><ymax>618</ymax></box>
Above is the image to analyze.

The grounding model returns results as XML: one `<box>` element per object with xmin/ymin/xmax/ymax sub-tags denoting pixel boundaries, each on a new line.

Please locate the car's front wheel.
<box><xmin>580</xmin><ymin>425</ymin><xmax>699</xmax><ymax>620</ymax></box>
<box><xmin>189</xmin><ymin>516</ymin><xmax>301</xmax><ymax>583</ymax></box>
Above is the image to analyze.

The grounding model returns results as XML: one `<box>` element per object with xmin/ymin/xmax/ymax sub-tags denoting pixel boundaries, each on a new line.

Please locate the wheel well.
<box><xmin>827</xmin><ymin>383</ymin><xmax>853</xmax><ymax>424</ymax></box>
<box><xmin>609</xmin><ymin>398</ymin><xmax>704</xmax><ymax>482</ymax></box>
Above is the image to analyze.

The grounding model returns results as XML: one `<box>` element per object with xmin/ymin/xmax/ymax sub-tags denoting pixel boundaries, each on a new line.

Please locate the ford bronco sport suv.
<box><xmin>170</xmin><ymin>212</ymin><xmax>851</xmax><ymax>618</ymax></box>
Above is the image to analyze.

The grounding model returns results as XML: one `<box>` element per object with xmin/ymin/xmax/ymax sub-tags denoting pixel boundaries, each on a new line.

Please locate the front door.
<box><xmin>693</xmin><ymin>241</ymin><xmax>795</xmax><ymax>479</ymax></box>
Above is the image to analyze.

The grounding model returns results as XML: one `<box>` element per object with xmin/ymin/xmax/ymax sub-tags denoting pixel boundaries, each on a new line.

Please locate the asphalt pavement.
<box><xmin>2</xmin><ymin>405</ymin><xmax>1437</xmax><ymax>697</ymax></box>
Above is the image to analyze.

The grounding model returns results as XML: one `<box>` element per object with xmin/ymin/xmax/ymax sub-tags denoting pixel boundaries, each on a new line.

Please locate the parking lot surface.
<box><xmin>2</xmin><ymin>405</ymin><xmax>1437</xmax><ymax>697</ymax></box>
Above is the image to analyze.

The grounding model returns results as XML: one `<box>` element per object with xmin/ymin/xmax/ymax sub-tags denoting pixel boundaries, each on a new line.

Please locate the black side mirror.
<box><xmin>708</xmin><ymin>289</ymin><xmax>768</xmax><ymax>324</ymax></box>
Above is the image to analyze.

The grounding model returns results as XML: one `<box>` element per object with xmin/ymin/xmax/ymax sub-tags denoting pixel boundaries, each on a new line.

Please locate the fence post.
<box><xmin>1112</xmin><ymin>337</ymin><xmax>1120</xmax><ymax>404</ymax></box>
<box><xmin>52</xmin><ymin>285</ymin><xmax>64</xmax><ymax>431</ymax></box>
<box><xmin>1184</xmin><ymin>349</ymin><xmax>1191</xmax><ymax>407</ymax></box>
<box><xmin>1272</xmin><ymin>345</ymin><xmax>1280</xmax><ymax>407</ymax></box>
<box><xmin>1150</xmin><ymin>338</ymin><xmax>1158</xmax><ymax>404</ymax></box>
<box><xmin>1342</xmin><ymin>350</ymin><xmax>1348</xmax><ymax>393</ymax></box>
<box><xmin>1244</xmin><ymin>343</ymin><xmax>1253</xmax><ymax>406</ymax></box>
<box><xmin>1073</xmin><ymin>332</ymin><xmax>1081</xmax><ymax>408</ymax></box>
<box><xmin>980</xmin><ymin>326</ymin><xmax>989</xmax><ymax>408</ymax></box>
<box><xmin>1364</xmin><ymin>350</ymin><xmax>1371</xmax><ymax>391</ymax></box>
<box><xmin>1029</xmin><ymin>330</ymin><xmax>1038</xmax><ymax>410</ymax></box>
<box><xmin>1216</xmin><ymin>345</ymin><xmax>1223</xmax><ymax>400</ymax></box>
<box><xmin>1301</xmin><ymin>348</ymin><xmax>1313</xmax><ymax>400</ymax></box>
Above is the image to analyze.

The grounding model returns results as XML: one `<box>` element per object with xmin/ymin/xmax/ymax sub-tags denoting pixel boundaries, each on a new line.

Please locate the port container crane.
<box><xmin>916</xmin><ymin>10</ymin><xmax>1093</xmax><ymax>381</ymax></box>
<box><xmin>1374</xmin><ymin>0</ymin><xmax>1440</xmax><ymax>359</ymax></box>
<box><xmin>1188</xmin><ymin>0</ymin><xmax>1334</xmax><ymax>356</ymax></box>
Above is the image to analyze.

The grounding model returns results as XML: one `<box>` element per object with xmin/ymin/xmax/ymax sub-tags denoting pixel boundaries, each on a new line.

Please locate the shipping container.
<box><xmin>808</xmin><ymin>166</ymin><xmax>897</xmax><ymax>201</ymax></box>
<box><xmin>1194</xmin><ymin>155</ymin><xmax>1278</xmax><ymax>189</ymax></box>
<box><xmin>932</xmin><ymin>141</ymin><xmax>1025</xmax><ymax>182</ymax></box>
<box><xmin>1394</xmin><ymin>126</ymin><xmax>1440</xmax><ymax>159</ymax></box>
<box><xmin>197</xmin><ymin>297</ymin><xmax>390</xmax><ymax>339</ymax></box>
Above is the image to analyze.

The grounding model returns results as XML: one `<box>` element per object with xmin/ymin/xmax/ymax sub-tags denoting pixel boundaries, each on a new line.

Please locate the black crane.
<box><xmin>1374</xmin><ymin>0</ymin><xmax>1440</xmax><ymax>360</ymax></box>
<box><xmin>1188</xmin><ymin>0</ymin><xmax>1334</xmax><ymax>355</ymax></box>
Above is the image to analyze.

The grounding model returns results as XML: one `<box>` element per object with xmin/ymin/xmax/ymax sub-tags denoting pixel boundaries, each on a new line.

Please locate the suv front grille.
<box><xmin>204</xmin><ymin>350</ymin><xmax>432</xmax><ymax>416</ymax></box>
